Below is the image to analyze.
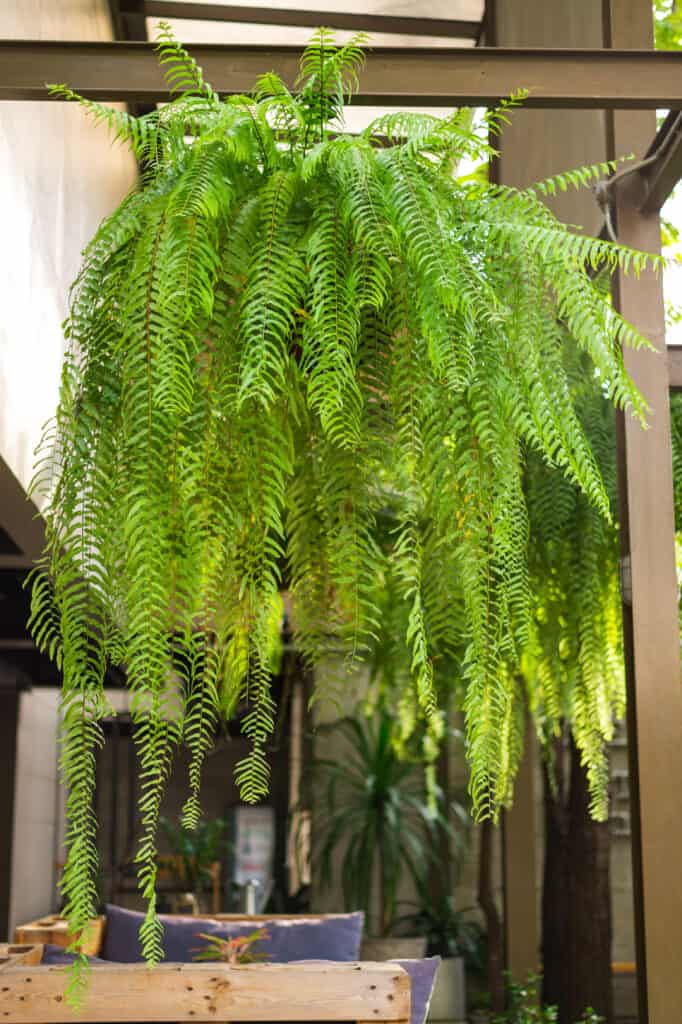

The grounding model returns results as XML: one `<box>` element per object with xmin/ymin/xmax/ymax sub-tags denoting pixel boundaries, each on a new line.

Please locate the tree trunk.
<box><xmin>542</xmin><ymin>732</ymin><xmax>613</xmax><ymax>1024</ymax></box>
<box><xmin>478</xmin><ymin>818</ymin><xmax>505</xmax><ymax>1014</ymax></box>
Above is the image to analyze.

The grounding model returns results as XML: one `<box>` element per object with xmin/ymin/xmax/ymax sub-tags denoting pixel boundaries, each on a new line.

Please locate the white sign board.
<box><xmin>233</xmin><ymin>805</ymin><xmax>276</xmax><ymax>889</ymax></box>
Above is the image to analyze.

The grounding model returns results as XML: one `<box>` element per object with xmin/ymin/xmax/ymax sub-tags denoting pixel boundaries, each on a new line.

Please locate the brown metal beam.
<box><xmin>133</xmin><ymin>1</ymin><xmax>482</xmax><ymax>40</ymax></box>
<box><xmin>0</xmin><ymin>456</ymin><xmax>43</xmax><ymax>566</ymax></box>
<box><xmin>639</xmin><ymin>110</ymin><xmax>682</xmax><ymax>213</ymax></box>
<box><xmin>107</xmin><ymin>1</ymin><xmax>155</xmax><ymax>139</ymax></box>
<box><xmin>3</xmin><ymin>41</ymin><xmax>682</xmax><ymax>106</ymax></box>
<box><xmin>607</xmin><ymin>2</ymin><xmax>682</xmax><ymax>1021</ymax></box>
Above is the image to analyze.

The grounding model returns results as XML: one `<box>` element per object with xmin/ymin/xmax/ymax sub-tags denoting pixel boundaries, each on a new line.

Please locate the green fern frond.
<box><xmin>155</xmin><ymin>20</ymin><xmax>218</xmax><ymax>102</ymax></box>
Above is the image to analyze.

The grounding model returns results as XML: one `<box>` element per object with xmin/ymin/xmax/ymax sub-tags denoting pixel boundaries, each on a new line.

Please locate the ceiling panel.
<box><xmin>147</xmin><ymin>18</ymin><xmax>477</xmax><ymax>46</ymax></box>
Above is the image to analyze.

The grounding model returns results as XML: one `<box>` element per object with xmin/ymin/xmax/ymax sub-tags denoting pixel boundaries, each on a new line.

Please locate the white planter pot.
<box><xmin>361</xmin><ymin>936</ymin><xmax>428</xmax><ymax>961</ymax></box>
<box><xmin>427</xmin><ymin>956</ymin><xmax>466</xmax><ymax>1022</ymax></box>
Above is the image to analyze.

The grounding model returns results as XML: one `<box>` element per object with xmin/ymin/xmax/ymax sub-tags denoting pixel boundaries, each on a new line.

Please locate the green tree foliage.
<box><xmin>654</xmin><ymin>0</ymin><xmax>682</xmax><ymax>51</ymax></box>
<box><xmin>30</xmin><ymin>26</ymin><xmax>661</xmax><ymax>988</ymax></box>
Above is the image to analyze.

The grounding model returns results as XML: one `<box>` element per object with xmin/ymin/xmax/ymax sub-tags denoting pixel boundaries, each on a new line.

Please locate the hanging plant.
<box><xmin>522</xmin><ymin>350</ymin><xmax>625</xmax><ymax>820</ymax></box>
<box><xmin>31</xmin><ymin>25</ymin><xmax>658</xmax><ymax>988</ymax></box>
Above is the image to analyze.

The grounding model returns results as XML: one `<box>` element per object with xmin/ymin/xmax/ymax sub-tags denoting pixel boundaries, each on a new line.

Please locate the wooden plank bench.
<box><xmin>0</xmin><ymin>944</ymin><xmax>411</xmax><ymax>1024</ymax></box>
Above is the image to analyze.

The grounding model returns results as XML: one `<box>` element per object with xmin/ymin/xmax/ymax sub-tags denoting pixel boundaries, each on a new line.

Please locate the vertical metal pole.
<box><xmin>485</xmin><ymin>2</ymin><xmax>540</xmax><ymax>983</ymax></box>
<box><xmin>605</xmin><ymin>2</ymin><xmax>682</xmax><ymax>1020</ymax></box>
<box><xmin>110</xmin><ymin>719</ymin><xmax>120</xmax><ymax>905</ymax></box>
<box><xmin>488</xmin><ymin>0</ymin><xmax>606</xmax><ymax>984</ymax></box>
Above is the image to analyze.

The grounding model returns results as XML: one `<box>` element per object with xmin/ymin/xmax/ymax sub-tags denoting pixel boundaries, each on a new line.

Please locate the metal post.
<box><xmin>605</xmin><ymin>2</ymin><xmax>682</xmax><ymax>1020</ymax></box>
<box><xmin>110</xmin><ymin>718</ymin><xmax>120</xmax><ymax>905</ymax></box>
<box><xmin>489</xmin><ymin>0</ymin><xmax>608</xmax><ymax>985</ymax></box>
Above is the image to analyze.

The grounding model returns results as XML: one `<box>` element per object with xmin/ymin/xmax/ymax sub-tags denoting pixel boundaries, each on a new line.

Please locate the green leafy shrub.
<box><xmin>312</xmin><ymin>708</ymin><xmax>456</xmax><ymax>936</ymax></box>
<box><xmin>491</xmin><ymin>975</ymin><xmax>603</xmax><ymax>1024</ymax></box>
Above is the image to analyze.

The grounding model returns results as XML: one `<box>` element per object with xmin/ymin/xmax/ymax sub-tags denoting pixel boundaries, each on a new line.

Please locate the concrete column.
<box><xmin>0</xmin><ymin>677</ymin><xmax>19</xmax><ymax>939</ymax></box>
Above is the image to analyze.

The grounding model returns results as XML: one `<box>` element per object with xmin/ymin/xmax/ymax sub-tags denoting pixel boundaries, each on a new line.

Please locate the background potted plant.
<box><xmin>158</xmin><ymin>816</ymin><xmax>230</xmax><ymax>915</ymax></box>
<box><xmin>400</xmin><ymin>888</ymin><xmax>485</xmax><ymax>1022</ymax></box>
<box><xmin>312</xmin><ymin>706</ymin><xmax>462</xmax><ymax>959</ymax></box>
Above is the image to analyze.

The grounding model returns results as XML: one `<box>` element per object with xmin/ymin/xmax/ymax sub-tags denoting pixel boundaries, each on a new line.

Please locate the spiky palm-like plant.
<box><xmin>30</xmin><ymin>25</ymin><xmax>659</xmax><ymax>989</ymax></box>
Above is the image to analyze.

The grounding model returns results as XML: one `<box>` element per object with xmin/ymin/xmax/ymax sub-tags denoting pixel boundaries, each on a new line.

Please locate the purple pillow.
<box><xmin>240</xmin><ymin>914</ymin><xmax>364</xmax><ymax>962</ymax></box>
<box><xmin>390</xmin><ymin>958</ymin><xmax>441</xmax><ymax>1024</ymax></box>
<box><xmin>41</xmin><ymin>944</ymin><xmax>106</xmax><ymax>966</ymax></box>
<box><xmin>103</xmin><ymin>905</ymin><xmax>364</xmax><ymax>964</ymax></box>
<box><xmin>103</xmin><ymin>904</ymin><xmax>219</xmax><ymax>962</ymax></box>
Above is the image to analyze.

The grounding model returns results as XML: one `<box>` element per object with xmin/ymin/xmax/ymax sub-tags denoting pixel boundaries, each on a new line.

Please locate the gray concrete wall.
<box><xmin>0</xmin><ymin>0</ymin><xmax>138</xmax><ymax>937</ymax></box>
<box><xmin>8</xmin><ymin>688</ymin><xmax>61</xmax><ymax>935</ymax></box>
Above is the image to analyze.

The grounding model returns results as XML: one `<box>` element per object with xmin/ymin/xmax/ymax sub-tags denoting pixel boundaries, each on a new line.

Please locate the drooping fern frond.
<box><xmin>521</xmin><ymin>350</ymin><xmax>626</xmax><ymax>821</ymax></box>
<box><xmin>34</xmin><ymin>28</ymin><xmax>662</xmax><ymax>993</ymax></box>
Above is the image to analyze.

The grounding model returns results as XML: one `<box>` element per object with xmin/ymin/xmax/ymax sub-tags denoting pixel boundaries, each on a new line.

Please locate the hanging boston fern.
<box><xmin>31</xmin><ymin>24</ymin><xmax>657</xmax><ymax>981</ymax></box>
<box><xmin>522</xmin><ymin>350</ymin><xmax>625</xmax><ymax>820</ymax></box>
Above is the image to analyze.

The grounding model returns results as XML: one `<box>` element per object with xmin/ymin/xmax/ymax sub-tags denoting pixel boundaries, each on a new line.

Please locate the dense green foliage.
<box><xmin>31</xmin><ymin>26</ymin><xmax>660</xmax><ymax>985</ymax></box>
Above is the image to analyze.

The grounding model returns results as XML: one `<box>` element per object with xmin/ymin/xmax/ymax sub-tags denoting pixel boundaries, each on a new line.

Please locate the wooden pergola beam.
<box><xmin>2</xmin><ymin>41</ymin><xmax>682</xmax><ymax>106</ymax></box>
<box><xmin>0</xmin><ymin>456</ymin><xmax>43</xmax><ymax>565</ymax></box>
<box><xmin>607</xmin><ymin>3</ymin><xmax>682</xmax><ymax>1022</ymax></box>
<box><xmin>130</xmin><ymin>1</ymin><xmax>482</xmax><ymax>40</ymax></box>
<box><xmin>640</xmin><ymin>110</ymin><xmax>682</xmax><ymax>213</ymax></box>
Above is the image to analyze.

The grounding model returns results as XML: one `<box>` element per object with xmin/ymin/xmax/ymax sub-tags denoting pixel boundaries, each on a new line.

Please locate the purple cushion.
<box><xmin>41</xmin><ymin>944</ymin><xmax>106</xmax><ymax>966</ymax></box>
<box><xmin>390</xmin><ymin>958</ymin><xmax>441</xmax><ymax>1024</ymax></box>
<box><xmin>103</xmin><ymin>904</ymin><xmax>364</xmax><ymax>964</ymax></box>
<box><xmin>103</xmin><ymin>905</ymin><xmax>216</xmax><ymax>962</ymax></box>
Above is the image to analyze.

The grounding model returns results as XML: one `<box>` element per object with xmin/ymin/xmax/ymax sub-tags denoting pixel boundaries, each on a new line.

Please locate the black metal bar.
<box><xmin>3</xmin><ymin>40</ymin><xmax>682</xmax><ymax>107</ymax></box>
<box><xmin>110</xmin><ymin>0</ymin><xmax>147</xmax><ymax>41</ymax></box>
<box><xmin>110</xmin><ymin>717</ymin><xmax>120</xmax><ymax>903</ymax></box>
<box><xmin>127</xmin><ymin>723</ymin><xmax>136</xmax><ymax>848</ymax></box>
<box><xmin>108</xmin><ymin>1</ymin><xmax>156</xmax><ymax>129</ymax></box>
<box><xmin>135</xmin><ymin>1</ymin><xmax>482</xmax><ymax>40</ymax></box>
